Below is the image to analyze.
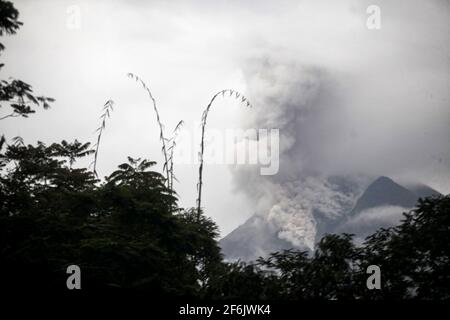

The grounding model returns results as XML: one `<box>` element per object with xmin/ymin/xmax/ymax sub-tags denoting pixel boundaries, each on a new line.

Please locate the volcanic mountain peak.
<box><xmin>220</xmin><ymin>176</ymin><xmax>440</xmax><ymax>261</ymax></box>
<box><xmin>349</xmin><ymin>176</ymin><xmax>418</xmax><ymax>215</ymax></box>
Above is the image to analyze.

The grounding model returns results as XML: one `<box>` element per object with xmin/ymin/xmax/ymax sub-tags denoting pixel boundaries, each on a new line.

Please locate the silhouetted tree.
<box><xmin>50</xmin><ymin>140</ymin><xmax>94</xmax><ymax>169</ymax></box>
<box><xmin>0</xmin><ymin>0</ymin><xmax>53</xmax><ymax>121</ymax></box>
<box><xmin>361</xmin><ymin>195</ymin><xmax>450</xmax><ymax>300</ymax></box>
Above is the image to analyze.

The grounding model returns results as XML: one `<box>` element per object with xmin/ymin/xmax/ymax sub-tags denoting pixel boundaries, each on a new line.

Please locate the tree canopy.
<box><xmin>0</xmin><ymin>137</ymin><xmax>448</xmax><ymax>299</ymax></box>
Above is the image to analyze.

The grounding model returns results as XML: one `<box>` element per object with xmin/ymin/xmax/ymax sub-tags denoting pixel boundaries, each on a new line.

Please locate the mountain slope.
<box><xmin>332</xmin><ymin>177</ymin><xmax>441</xmax><ymax>242</ymax></box>
<box><xmin>407</xmin><ymin>183</ymin><xmax>441</xmax><ymax>199</ymax></box>
<box><xmin>219</xmin><ymin>214</ymin><xmax>295</xmax><ymax>261</ymax></box>
<box><xmin>220</xmin><ymin>176</ymin><xmax>440</xmax><ymax>261</ymax></box>
<box><xmin>349</xmin><ymin>176</ymin><xmax>417</xmax><ymax>215</ymax></box>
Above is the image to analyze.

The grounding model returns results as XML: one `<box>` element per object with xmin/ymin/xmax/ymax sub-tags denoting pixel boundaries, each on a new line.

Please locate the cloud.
<box><xmin>336</xmin><ymin>205</ymin><xmax>409</xmax><ymax>244</ymax></box>
<box><xmin>345</xmin><ymin>206</ymin><xmax>408</xmax><ymax>228</ymax></box>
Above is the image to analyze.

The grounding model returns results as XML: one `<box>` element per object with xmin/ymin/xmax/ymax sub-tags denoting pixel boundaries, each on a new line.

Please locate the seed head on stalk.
<box><xmin>92</xmin><ymin>99</ymin><xmax>114</xmax><ymax>177</ymax></box>
<box><xmin>127</xmin><ymin>73</ymin><xmax>171</xmax><ymax>189</ymax></box>
<box><xmin>196</xmin><ymin>89</ymin><xmax>252</xmax><ymax>220</ymax></box>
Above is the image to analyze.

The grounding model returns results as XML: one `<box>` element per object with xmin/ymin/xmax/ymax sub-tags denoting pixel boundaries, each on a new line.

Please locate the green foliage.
<box><xmin>0</xmin><ymin>141</ymin><xmax>223</xmax><ymax>295</ymax></box>
<box><xmin>0</xmin><ymin>0</ymin><xmax>22</xmax><ymax>51</ymax></box>
<box><xmin>0</xmin><ymin>79</ymin><xmax>55</xmax><ymax>120</ymax></box>
<box><xmin>361</xmin><ymin>195</ymin><xmax>450</xmax><ymax>300</ymax></box>
<box><xmin>0</xmin><ymin>0</ymin><xmax>53</xmax><ymax>120</ymax></box>
<box><xmin>51</xmin><ymin>139</ymin><xmax>95</xmax><ymax>169</ymax></box>
<box><xmin>0</xmin><ymin>137</ymin><xmax>448</xmax><ymax>298</ymax></box>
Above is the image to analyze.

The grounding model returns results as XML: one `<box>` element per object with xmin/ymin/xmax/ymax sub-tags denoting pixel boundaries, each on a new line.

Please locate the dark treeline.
<box><xmin>0</xmin><ymin>139</ymin><xmax>448</xmax><ymax>299</ymax></box>
<box><xmin>0</xmin><ymin>0</ymin><xmax>449</xmax><ymax>300</ymax></box>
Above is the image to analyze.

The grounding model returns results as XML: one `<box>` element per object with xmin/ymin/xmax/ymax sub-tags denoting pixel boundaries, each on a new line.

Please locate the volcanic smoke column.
<box><xmin>230</xmin><ymin>58</ymin><xmax>334</xmax><ymax>251</ymax></box>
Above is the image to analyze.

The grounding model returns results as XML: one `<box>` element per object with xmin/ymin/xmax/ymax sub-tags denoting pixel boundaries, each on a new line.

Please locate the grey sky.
<box><xmin>2</xmin><ymin>0</ymin><xmax>449</xmax><ymax>237</ymax></box>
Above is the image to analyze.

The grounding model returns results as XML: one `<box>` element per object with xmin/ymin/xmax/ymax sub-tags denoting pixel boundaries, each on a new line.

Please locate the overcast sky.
<box><xmin>2</xmin><ymin>0</ymin><xmax>449</xmax><ymax>237</ymax></box>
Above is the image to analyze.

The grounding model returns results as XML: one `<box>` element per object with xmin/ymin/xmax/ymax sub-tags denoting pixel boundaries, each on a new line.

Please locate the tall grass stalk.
<box><xmin>196</xmin><ymin>89</ymin><xmax>252</xmax><ymax>219</ymax></box>
<box><xmin>168</xmin><ymin>120</ymin><xmax>184</xmax><ymax>191</ymax></box>
<box><xmin>92</xmin><ymin>99</ymin><xmax>114</xmax><ymax>177</ymax></box>
<box><xmin>127</xmin><ymin>73</ymin><xmax>171</xmax><ymax>189</ymax></box>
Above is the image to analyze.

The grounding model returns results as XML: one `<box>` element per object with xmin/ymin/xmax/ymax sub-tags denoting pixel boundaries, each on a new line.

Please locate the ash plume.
<box><xmin>230</xmin><ymin>58</ymin><xmax>364</xmax><ymax>250</ymax></box>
